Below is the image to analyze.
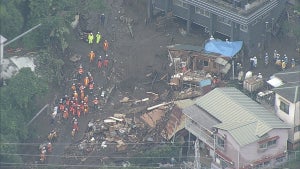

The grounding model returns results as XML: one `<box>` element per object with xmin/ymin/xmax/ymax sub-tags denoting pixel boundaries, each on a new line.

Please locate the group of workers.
<box><xmin>39</xmin><ymin>127</ymin><xmax>58</xmax><ymax>162</ymax></box>
<box><xmin>43</xmin><ymin>14</ymin><xmax>111</xmax><ymax>163</ymax></box>
<box><xmin>87</xmin><ymin>31</ymin><xmax>110</xmax><ymax>71</ymax></box>
<box><xmin>88</xmin><ymin>32</ymin><xmax>102</xmax><ymax>44</ymax></box>
<box><xmin>39</xmin><ymin>142</ymin><xmax>52</xmax><ymax>162</ymax></box>
<box><xmin>87</xmin><ymin>31</ymin><xmax>109</xmax><ymax>51</ymax></box>
<box><xmin>249</xmin><ymin>50</ymin><xmax>296</xmax><ymax>71</ymax></box>
<box><xmin>43</xmin><ymin>65</ymin><xmax>102</xmax><ymax>163</ymax></box>
<box><xmin>271</xmin><ymin>50</ymin><xmax>296</xmax><ymax>70</ymax></box>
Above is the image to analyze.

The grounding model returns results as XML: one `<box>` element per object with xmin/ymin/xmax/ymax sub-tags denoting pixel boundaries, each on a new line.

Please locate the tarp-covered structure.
<box><xmin>205</xmin><ymin>40</ymin><xmax>243</xmax><ymax>57</ymax></box>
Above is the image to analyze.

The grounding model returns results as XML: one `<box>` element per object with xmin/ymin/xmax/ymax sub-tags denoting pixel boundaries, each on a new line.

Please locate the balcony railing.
<box><xmin>185</xmin><ymin>119</ymin><xmax>214</xmax><ymax>148</ymax></box>
<box><xmin>186</xmin><ymin>0</ymin><xmax>279</xmax><ymax>25</ymax></box>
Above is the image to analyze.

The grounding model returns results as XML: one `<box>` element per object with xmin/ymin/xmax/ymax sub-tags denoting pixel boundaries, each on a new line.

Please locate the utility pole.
<box><xmin>0</xmin><ymin>35</ymin><xmax>7</xmax><ymax>81</ymax></box>
<box><xmin>194</xmin><ymin>139</ymin><xmax>201</xmax><ymax>169</ymax></box>
<box><xmin>0</xmin><ymin>23</ymin><xmax>42</xmax><ymax>80</ymax></box>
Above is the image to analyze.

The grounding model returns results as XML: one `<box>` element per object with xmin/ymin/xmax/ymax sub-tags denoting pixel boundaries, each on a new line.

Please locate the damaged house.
<box><xmin>167</xmin><ymin>40</ymin><xmax>242</xmax><ymax>89</ymax></box>
<box><xmin>183</xmin><ymin>87</ymin><xmax>290</xmax><ymax>169</ymax></box>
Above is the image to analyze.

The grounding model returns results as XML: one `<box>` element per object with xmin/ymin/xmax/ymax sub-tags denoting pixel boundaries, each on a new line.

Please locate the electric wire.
<box><xmin>0</xmin><ymin>152</ymin><xmax>213</xmax><ymax>160</ymax></box>
<box><xmin>0</xmin><ymin>162</ymin><xmax>177</xmax><ymax>168</ymax></box>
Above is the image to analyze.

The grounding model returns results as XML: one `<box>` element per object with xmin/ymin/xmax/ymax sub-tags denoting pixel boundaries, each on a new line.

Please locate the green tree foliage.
<box><xmin>0</xmin><ymin>0</ymin><xmax>24</xmax><ymax>40</ymax></box>
<box><xmin>130</xmin><ymin>144</ymin><xmax>180</xmax><ymax>167</ymax></box>
<box><xmin>35</xmin><ymin>50</ymin><xmax>65</xmax><ymax>86</ymax></box>
<box><xmin>0</xmin><ymin>68</ymin><xmax>48</xmax><ymax>164</ymax></box>
<box><xmin>22</xmin><ymin>0</ymin><xmax>104</xmax><ymax>52</ymax></box>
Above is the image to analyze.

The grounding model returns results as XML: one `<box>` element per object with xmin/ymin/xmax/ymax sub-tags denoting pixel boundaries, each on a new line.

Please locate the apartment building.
<box><xmin>148</xmin><ymin>0</ymin><xmax>287</xmax><ymax>54</ymax></box>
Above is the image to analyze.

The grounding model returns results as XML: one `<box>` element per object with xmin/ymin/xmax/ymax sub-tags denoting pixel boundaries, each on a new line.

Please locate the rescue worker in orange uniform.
<box><xmin>89</xmin><ymin>82</ymin><xmax>94</xmax><ymax>94</ymax></box>
<box><xmin>76</xmin><ymin>106</ymin><xmax>81</xmax><ymax>118</ymax></box>
<box><xmin>103</xmin><ymin>40</ymin><xmax>109</xmax><ymax>53</ymax></box>
<box><xmin>77</xmin><ymin>64</ymin><xmax>84</xmax><ymax>80</ymax></box>
<box><xmin>71</xmin><ymin>128</ymin><xmax>76</xmax><ymax>139</ymax></box>
<box><xmin>80</xmin><ymin>101</ymin><xmax>84</xmax><ymax>112</ymax></box>
<box><xmin>84</xmin><ymin>95</ymin><xmax>88</xmax><ymax>104</ymax></box>
<box><xmin>71</xmin><ymin>83</ymin><xmax>76</xmax><ymax>92</ymax></box>
<box><xmin>63</xmin><ymin>108</ymin><xmax>69</xmax><ymax>120</ymax></box>
<box><xmin>80</xmin><ymin>89</ymin><xmax>85</xmax><ymax>101</ymax></box>
<box><xmin>40</xmin><ymin>147</ymin><xmax>46</xmax><ymax>162</ymax></box>
<box><xmin>88</xmin><ymin>72</ymin><xmax>94</xmax><ymax>83</ymax></box>
<box><xmin>83</xmin><ymin>103</ymin><xmax>89</xmax><ymax>116</ymax></box>
<box><xmin>70</xmin><ymin>105</ymin><xmax>76</xmax><ymax>116</ymax></box>
<box><xmin>73</xmin><ymin>118</ymin><xmax>79</xmax><ymax>131</ymax></box>
<box><xmin>65</xmin><ymin>95</ymin><xmax>70</xmax><ymax>106</ymax></box>
<box><xmin>84</xmin><ymin>76</ymin><xmax>89</xmax><ymax>87</ymax></box>
<box><xmin>47</xmin><ymin>142</ymin><xmax>52</xmax><ymax>153</ymax></box>
<box><xmin>103</xmin><ymin>57</ymin><xmax>109</xmax><ymax>68</ymax></box>
<box><xmin>89</xmin><ymin>51</ymin><xmax>95</xmax><ymax>63</ymax></box>
<box><xmin>73</xmin><ymin>91</ymin><xmax>78</xmax><ymax>100</ymax></box>
<box><xmin>97</xmin><ymin>56</ymin><xmax>102</xmax><ymax>70</ymax></box>
<box><xmin>92</xmin><ymin>97</ymin><xmax>99</xmax><ymax>110</ymax></box>
<box><xmin>79</xmin><ymin>84</ymin><xmax>85</xmax><ymax>93</ymax></box>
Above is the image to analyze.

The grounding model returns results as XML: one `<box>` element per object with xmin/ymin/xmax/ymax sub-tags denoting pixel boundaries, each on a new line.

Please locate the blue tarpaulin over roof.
<box><xmin>205</xmin><ymin>40</ymin><xmax>243</xmax><ymax>58</ymax></box>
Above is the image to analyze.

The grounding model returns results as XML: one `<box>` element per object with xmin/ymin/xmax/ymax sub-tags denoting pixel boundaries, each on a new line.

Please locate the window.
<box><xmin>213</xmin><ymin>62</ymin><xmax>217</xmax><ymax>68</ymax></box>
<box><xmin>195</xmin><ymin>7</ymin><xmax>204</xmax><ymax>15</ymax></box>
<box><xmin>195</xmin><ymin>7</ymin><xmax>210</xmax><ymax>17</ymax></box>
<box><xmin>218</xmin><ymin>16</ymin><xmax>231</xmax><ymax>26</ymax></box>
<box><xmin>267</xmin><ymin>139</ymin><xmax>276</xmax><ymax>146</ymax></box>
<box><xmin>295</xmin><ymin>125</ymin><xmax>300</xmax><ymax>132</ymax></box>
<box><xmin>275</xmin><ymin>156</ymin><xmax>285</xmax><ymax>163</ymax></box>
<box><xmin>258</xmin><ymin>136</ymin><xmax>278</xmax><ymax>150</ymax></box>
<box><xmin>254</xmin><ymin>163</ymin><xmax>263</xmax><ymax>169</ymax></box>
<box><xmin>263</xmin><ymin>160</ymin><xmax>270</xmax><ymax>167</ymax></box>
<box><xmin>216</xmin><ymin>136</ymin><xmax>225</xmax><ymax>149</ymax></box>
<box><xmin>203</xmin><ymin>60</ymin><xmax>209</xmax><ymax>67</ymax></box>
<box><xmin>204</xmin><ymin>10</ymin><xmax>210</xmax><ymax>17</ymax></box>
<box><xmin>259</xmin><ymin>143</ymin><xmax>267</xmax><ymax>149</ymax></box>
<box><xmin>279</xmin><ymin>101</ymin><xmax>289</xmax><ymax>114</ymax></box>
<box><xmin>261</xmin><ymin>12</ymin><xmax>269</xmax><ymax>19</ymax></box>
<box><xmin>240</xmin><ymin>24</ymin><xmax>248</xmax><ymax>32</ymax></box>
<box><xmin>173</xmin><ymin>0</ymin><xmax>188</xmax><ymax>9</ymax></box>
<box><xmin>216</xmin><ymin>154</ymin><xmax>230</xmax><ymax>169</ymax></box>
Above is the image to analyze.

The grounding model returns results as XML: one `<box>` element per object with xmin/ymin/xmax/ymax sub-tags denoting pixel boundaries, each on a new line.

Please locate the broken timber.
<box><xmin>128</xmin><ymin>24</ymin><xmax>134</xmax><ymax>38</ymax></box>
<box><xmin>147</xmin><ymin>102</ymin><xmax>172</xmax><ymax>111</ymax></box>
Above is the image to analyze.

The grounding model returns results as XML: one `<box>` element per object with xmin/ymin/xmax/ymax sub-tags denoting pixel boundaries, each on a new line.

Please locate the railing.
<box><xmin>185</xmin><ymin>119</ymin><xmax>214</xmax><ymax>148</ymax></box>
<box><xmin>186</xmin><ymin>0</ymin><xmax>279</xmax><ymax>25</ymax></box>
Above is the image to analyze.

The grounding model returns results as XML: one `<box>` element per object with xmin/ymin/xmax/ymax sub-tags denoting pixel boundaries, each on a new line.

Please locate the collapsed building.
<box><xmin>167</xmin><ymin>39</ymin><xmax>243</xmax><ymax>92</ymax></box>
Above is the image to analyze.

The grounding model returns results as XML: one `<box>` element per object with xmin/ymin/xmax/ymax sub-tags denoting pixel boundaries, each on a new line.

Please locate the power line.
<box><xmin>0</xmin><ymin>141</ymin><xmax>195</xmax><ymax>146</ymax></box>
<box><xmin>0</xmin><ymin>152</ymin><xmax>213</xmax><ymax>160</ymax></box>
<box><xmin>0</xmin><ymin>162</ymin><xmax>161</xmax><ymax>168</ymax></box>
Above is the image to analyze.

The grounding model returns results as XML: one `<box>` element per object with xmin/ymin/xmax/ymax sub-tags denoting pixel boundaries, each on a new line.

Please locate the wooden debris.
<box><xmin>70</xmin><ymin>54</ymin><xmax>81</xmax><ymax>62</ymax></box>
<box><xmin>147</xmin><ymin>102</ymin><xmax>172</xmax><ymax>111</ymax></box>
<box><xmin>160</xmin><ymin>73</ymin><xmax>168</xmax><ymax>80</ymax></box>
<box><xmin>116</xmin><ymin>140</ymin><xmax>127</xmax><ymax>151</ymax></box>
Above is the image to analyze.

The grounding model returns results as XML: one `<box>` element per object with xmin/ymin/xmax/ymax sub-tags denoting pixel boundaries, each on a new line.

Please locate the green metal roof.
<box><xmin>195</xmin><ymin>87</ymin><xmax>290</xmax><ymax>146</ymax></box>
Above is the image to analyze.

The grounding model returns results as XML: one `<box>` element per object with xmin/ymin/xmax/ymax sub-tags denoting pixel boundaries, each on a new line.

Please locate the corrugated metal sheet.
<box><xmin>163</xmin><ymin>106</ymin><xmax>185</xmax><ymax>140</ymax></box>
<box><xmin>183</xmin><ymin>105</ymin><xmax>219</xmax><ymax>131</ymax></box>
<box><xmin>167</xmin><ymin>44</ymin><xmax>203</xmax><ymax>52</ymax></box>
<box><xmin>195</xmin><ymin>87</ymin><xmax>290</xmax><ymax>146</ymax></box>
<box><xmin>174</xmin><ymin>99</ymin><xmax>195</xmax><ymax>109</ymax></box>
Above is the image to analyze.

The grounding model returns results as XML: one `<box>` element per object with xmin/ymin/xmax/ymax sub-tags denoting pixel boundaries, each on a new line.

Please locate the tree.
<box><xmin>0</xmin><ymin>0</ymin><xmax>24</xmax><ymax>40</ymax></box>
<box><xmin>0</xmin><ymin>68</ymin><xmax>48</xmax><ymax>165</ymax></box>
<box><xmin>35</xmin><ymin>50</ymin><xmax>65</xmax><ymax>86</ymax></box>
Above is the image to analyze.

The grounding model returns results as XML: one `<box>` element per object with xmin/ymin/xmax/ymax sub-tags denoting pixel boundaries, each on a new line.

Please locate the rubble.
<box><xmin>69</xmin><ymin>54</ymin><xmax>81</xmax><ymax>62</ymax></box>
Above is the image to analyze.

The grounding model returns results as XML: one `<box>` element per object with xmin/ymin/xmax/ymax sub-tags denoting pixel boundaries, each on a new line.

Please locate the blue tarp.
<box><xmin>204</xmin><ymin>40</ymin><xmax>243</xmax><ymax>58</ymax></box>
<box><xmin>199</xmin><ymin>79</ymin><xmax>212</xmax><ymax>87</ymax></box>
